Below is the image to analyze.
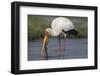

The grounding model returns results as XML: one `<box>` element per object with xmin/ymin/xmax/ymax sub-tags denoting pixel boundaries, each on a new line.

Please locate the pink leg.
<box><xmin>58</xmin><ymin>35</ymin><xmax>61</xmax><ymax>51</ymax></box>
<box><xmin>64</xmin><ymin>38</ymin><xmax>66</xmax><ymax>51</ymax></box>
<box><xmin>58</xmin><ymin>35</ymin><xmax>64</xmax><ymax>59</ymax></box>
<box><xmin>56</xmin><ymin>36</ymin><xmax>61</xmax><ymax>52</ymax></box>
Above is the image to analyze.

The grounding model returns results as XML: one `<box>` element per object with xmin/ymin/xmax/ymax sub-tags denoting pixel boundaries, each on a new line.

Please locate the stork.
<box><xmin>41</xmin><ymin>17</ymin><xmax>78</xmax><ymax>60</ymax></box>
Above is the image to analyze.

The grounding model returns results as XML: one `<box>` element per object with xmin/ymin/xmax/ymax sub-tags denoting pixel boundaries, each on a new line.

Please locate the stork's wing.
<box><xmin>61</xmin><ymin>18</ymin><xmax>75</xmax><ymax>32</ymax></box>
<box><xmin>51</xmin><ymin>17</ymin><xmax>75</xmax><ymax>35</ymax></box>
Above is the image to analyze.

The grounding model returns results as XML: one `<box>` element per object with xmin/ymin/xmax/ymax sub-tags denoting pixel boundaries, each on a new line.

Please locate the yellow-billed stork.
<box><xmin>41</xmin><ymin>17</ymin><xmax>78</xmax><ymax>59</ymax></box>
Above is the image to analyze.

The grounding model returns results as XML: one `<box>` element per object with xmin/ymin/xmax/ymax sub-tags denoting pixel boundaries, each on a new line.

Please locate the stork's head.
<box><xmin>45</xmin><ymin>28</ymin><xmax>52</xmax><ymax>35</ymax></box>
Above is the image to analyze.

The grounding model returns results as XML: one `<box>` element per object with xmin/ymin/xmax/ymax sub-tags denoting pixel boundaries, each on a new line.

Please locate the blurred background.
<box><xmin>28</xmin><ymin>15</ymin><xmax>88</xmax><ymax>41</ymax></box>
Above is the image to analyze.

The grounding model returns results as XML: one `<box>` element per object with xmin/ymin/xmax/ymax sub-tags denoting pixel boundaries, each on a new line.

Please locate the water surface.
<box><xmin>28</xmin><ymin>38</ymin><xmax>87</xmax><ymax>61</ymax></box>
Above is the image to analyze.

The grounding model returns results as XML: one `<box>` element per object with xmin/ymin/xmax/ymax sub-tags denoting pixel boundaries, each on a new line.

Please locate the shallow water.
<box><xmin>28</xmin><ymin>38</ymin><xmax>87</xmax><ymax>61</ymax></box>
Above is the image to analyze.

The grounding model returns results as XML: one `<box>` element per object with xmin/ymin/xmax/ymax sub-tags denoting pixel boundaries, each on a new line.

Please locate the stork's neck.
<box><xmin>48</xmin><ymin>28</ymin><xmax>59</xmax><ymax>37</ymax></box>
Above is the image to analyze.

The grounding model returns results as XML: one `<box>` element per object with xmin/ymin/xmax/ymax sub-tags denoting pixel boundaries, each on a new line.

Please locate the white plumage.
<box><xmin>46</xmin><ymin>17</ymin><xmax>75</xmax><ymax>36</ymax></box>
